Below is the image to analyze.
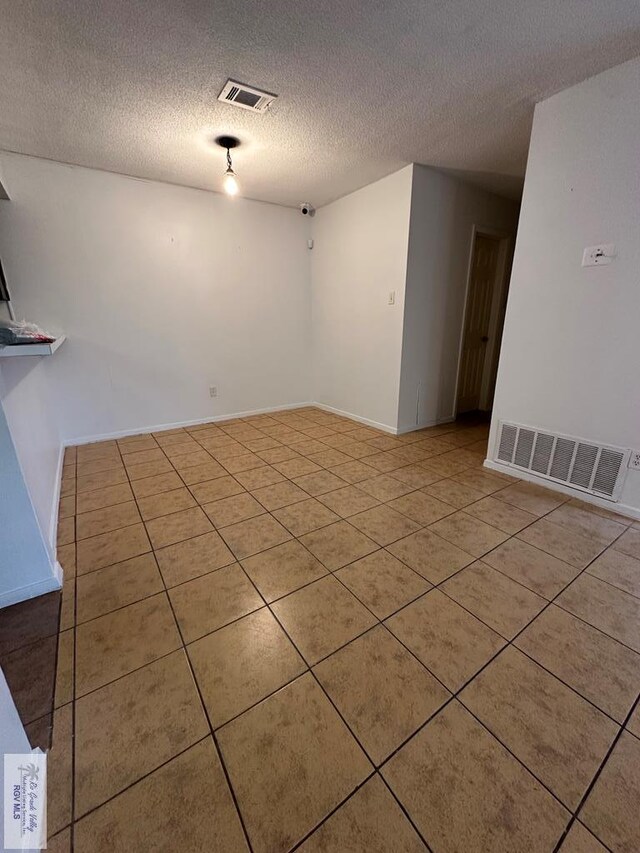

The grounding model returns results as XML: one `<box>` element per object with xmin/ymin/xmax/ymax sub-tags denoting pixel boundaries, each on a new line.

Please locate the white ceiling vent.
<box><xmin>496</xmin><ymin>422</ymin><xmax>629</xmax><ymax>501</ymax></box>
<box><xmin>218</xmin><ymin>79</ymin><xmax>277</xmax><ymax>113</ymax></box>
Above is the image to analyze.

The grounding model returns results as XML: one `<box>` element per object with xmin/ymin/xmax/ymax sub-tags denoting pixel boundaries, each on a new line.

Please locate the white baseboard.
<box><xmin>0</xmin><ymin>570</ymin><xmax>62</xmax><ymax>610</ymax></box>
<box><xmin>49</xmin><ymin>442</ymin><xmax>65</xmax><ymax>550</ymax></box>
<box><xmin>312</xmin><ymin>403</ymin><xmax>398</xmax><ymax>434</ymax></box>
<box><xmin>396</xmin><ymin>415</ymin><xmax>456</xmax><ymax>435</ymax></box>
<box><xmin>484</xmin><ymin>459</ymin><xmax>640</xmax><ymax>522</ymax></box>
<box><xmin>65</xmin><ymin>401</ymin><xmax>315</xmax><ymax>446</ymax></box>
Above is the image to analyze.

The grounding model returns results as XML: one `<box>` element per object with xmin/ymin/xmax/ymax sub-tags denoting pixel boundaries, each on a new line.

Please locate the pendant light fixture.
<box><xmin>215</xmin><ymin>135</ymin><xmax>240</xmax><ymax>196</ymax></box>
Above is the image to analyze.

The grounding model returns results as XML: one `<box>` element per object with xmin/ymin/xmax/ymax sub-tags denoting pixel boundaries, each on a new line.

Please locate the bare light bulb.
<box><xmin>223</xmin><ymin>168</ymin><xmax>239</xmax><ymax>196</ymax></box>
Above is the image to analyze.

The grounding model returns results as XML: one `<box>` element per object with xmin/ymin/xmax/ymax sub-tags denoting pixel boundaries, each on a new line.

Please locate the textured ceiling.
<box><xmin>1</xmin><ymin>1</ymin><xmax>640</xmax><ymax>207</ymax></box>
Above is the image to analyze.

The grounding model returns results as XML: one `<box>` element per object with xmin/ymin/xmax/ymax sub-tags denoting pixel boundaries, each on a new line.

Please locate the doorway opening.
<box><xmin>455</xmin><ymin>228</ymin><xmax>513</xmax><ymax>416</ymax></box>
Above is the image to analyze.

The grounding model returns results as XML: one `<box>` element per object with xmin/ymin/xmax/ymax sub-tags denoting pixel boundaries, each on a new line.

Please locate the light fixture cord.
<box><xmin>226</xmin><ymin>148</ymin><xmax>232</xmax><ymax>171</ymax></box>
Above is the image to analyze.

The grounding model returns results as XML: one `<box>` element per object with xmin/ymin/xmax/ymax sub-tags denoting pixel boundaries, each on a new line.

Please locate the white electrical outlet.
<box><xmin>629</xmin><ymin>450</ymin><xmax>640</xmax><ymax>470</ymax></box>
<box><xmin>209</xmin><ymin>386</ymin><xmax>218</xmax><ymax>398</ymax></box>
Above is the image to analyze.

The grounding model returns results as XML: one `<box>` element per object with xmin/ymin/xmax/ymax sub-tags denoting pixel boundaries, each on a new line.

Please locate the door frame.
<box><xmin>453</xmin><ymin>224</ymin><xmax>514</xmax><ymax>416</ymax></box>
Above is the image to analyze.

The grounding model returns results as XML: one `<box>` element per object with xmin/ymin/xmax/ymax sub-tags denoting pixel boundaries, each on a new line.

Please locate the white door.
<box><xmin>457</xmin><ymin>233</ymin><xmax>500</xmax><ymax>413</ymax></box>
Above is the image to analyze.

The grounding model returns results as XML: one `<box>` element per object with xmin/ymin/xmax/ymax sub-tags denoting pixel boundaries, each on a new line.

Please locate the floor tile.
<box><xmin>557</xmin><ymin>822</ymin><xmax>608</xmax><ymax>852</ymax></box>
<box><xmin>154</xmin><ymin>529</ymin><xmax>235</xmax><ymax>587</ymax></box>
<box><xmin>172</xmin><ymin>449</ymin><xmax>217</xmax><ymax>471</ymax></box>
<box><xmin>329</xmin><ymin>460</ymin><xmax>376</xmax><ymax>483</ymax></box>
<box><xmin>272</xmin><ymin>498</ymin><xmax>340</xmax><ymax>536</ymax></box>
<box><xmin>429</xmin><ymin>511</ymin><xmax>509</xmax><ymax>557</ymax></box>
<box><xmin>299</xmin><ymin>521</ymin><xmax>378</xmax><ymax>570</ymax></box>
<box><xmin>587</xmin><ymin>547</ymin><xmax>640</xmax><ymax>597</ymax></box>
<box><xmin>76</xmin><ymin>467</ymin><xmax>129</xmax><ymax>494</ymax></box>
<box><xmin>234</xmin><ymin>465</ymin><xmax>286</xmax><ymax>490</ymax></box>
<box><xmin>460</xmin><ymin>646</ymin><xmax>617</xmax><ymax>809</ymax></box>
<box><xmin>271</xmin><ymin>575</ymin><xmax>377</xmax><ymax>664</ymax></box>
<box><xmin>293</xmin><ymin>469</ymin><xmax>348</xmax><ymax>496</ymax></box>
<box><xmin>137</xmin><ymin>486</ymin><xmax>197</xmax><ymax>520</ymax></box>
<box><xmin>386</xmin><ymin>589</ymin><xmax>506</xmax><ymax>691</ymax></box>
<box><xmin>77</xmin><ymin>457</ymin><xmax>125</xmax><ymax>478</ymax></box>
<box><xmin>75</xmin><ymin>593</ymin><xmax>181</xmax><ymax>695</ymax></box>
<box><xmin>382</xmin><ymin>701</ymin><xmax>568</xmax><ymax>853</ymax></box>
<box><xmin>452</xmin><ymin>469</ymin><xmax>510</xmax><ymax>496</ymax></box>
<box><xmin>612</xmin><ymin>526</ymin><xmax>640</xmax><ymax>560</ymax></box>
<box><xmin>390</xmin><ymin>464</ymin><xmax>442</xmax><ymax>488</ymax></box>
<box><xmin>465</xmin><ymin>495</ymin><xmax>537</xmax><ymax>534</ymax></box>
<box><xmin>45</xmin><ymin>704</ymin><xmax>73</xmax><ymax>835</ymax></box>
<box><xmin>388</xmin><ymin>491</ymin><xmax>454</xmax><ymax>526</ymax></box>
<box><xmin>257</xmin><ymin>446</ymin><xmax>302</xmax><ymax>464</ymax></box>
<box><xmin>76</xmin><ymin>482</ymin><xmax>134</xmax><ymax>513</ymax></box>
<box><xmin>318</xmin><ymin>485</ymin><xmax>380</xmax><ymax>518</ymax></box>
<box><xmin>189</xmin><ymin>474</ymin><xmax>245</xmax><ymax>503</ymax></box>
<box><xmin>76</xmin><ymin>552</ymin><xmax>163</xmax><ymax>623</ymax></box>
<box><xmin>2</xmin><ymin>634</ymin><xmax>57</xmax><ymax>725</ymax></box>
<box><xmin>546</xmin><ymin>503</ymin><xmax>628</xmax><ymax>545</ymax></box>
<box><xmin>76</xmin><ymin>523</ymin><xmax>151</xmax><ymax>574</ymax></box>
<box><xmin>581</xmin><ymin>731</ymin><xmax>640</xmax><ymax>853</ymax></box>
<box><xmin>74</xmin><ymin>738</ymin><xmax>248</xmax><ymax>852</ymax></box>
<box><xmin>241</xmin><ymin>540</ymin><xmax>328</xmax><ymax>602</ymax></box>
<box><xmin>314</xmin><ymin>626</ymin><xmax>449</xmax><ymax>764</ymax></box>
<box><xmin>423</xmin><ymin>478</ymin><xmax>486</xmax><ymax>509</ymax></box>
<box><xmin>308</xmin><ymin>448</ymin><xmax>354</xmax><ymax>468</ymax></box>
<box><xmin>59</xmin><ymin>578</ymin><xmax>75</xmax><ymax>631</ymax></box>
<box><xmin>189</xmin><ymin>608</ymin><xmax>306</xmax><ymax>727</ymax></box>
<box><xmin>359</xmin><ymin>501</ymin><xmax>423</xmax><ymax>540</ymax></box>
<box><xmin>518</xmin><ymin>518</ymin><xmax>607</xmax><ymax>568</ymax></box>
<box><xmin>126</xmin><ymin>457</ymin><xmax>174</xmax><ymax>480</ymax></box>
<box><xmin>442</xmin><ymin>561</ymin><xmax>546</xmax><ymax>639</ymax></box>
<box><xmin>74</xmin><ymin>650</ymin><xmax>208</xmax><ymax>816</ymax></box>
<box><xmin>179</xmin><ymin>458</ymin><xmax>228</xmax><ymax>484</ymax></box>
<box><xmin>357</xmin><ymin>473</ymin><xmax>414</xmax><ymax>502</ymax></box>
<box><xmin>297</xmin><ymin>774</ymin><xmax>426</xmax><ymax>852</ymax></box>
<box><xmin>162</xmin><ymin>439</ymin><xmax>201</xmax><ymax>458</ymax></box>
<box><xmin>203</xmin><ymin>492</ymin><xmax>266</xmax><ymax>527</ymax></box>
<box><xmin>251</xmin><ymin>480</ymin><xmax>308</xmax><ymax>510</ymax></box>
<box><xmin>220</xmin><ymin>513</ymin><xmax>292</xmax><ymax>559</ymax></box>
<box><xmin>75</xmin><ymin>500</ymin><xmax>141</xmax><ymax>539</ymax></box>
<box><xmin>336</xmin><ymin>550</ymin><xmax>430</xmax><ymax>619</ymax></box>
<box><xmin>47</xmin><ymin>828</ymin><xmax>71</xmax><ymax>853</ymax></box>
<box><xmin>57</xmin><ymin>543</ymin><xmax>76</xmax><ymax>578</ymax></box>
<box><xmin>494</xmin><ymin>481</ymin><xmax>567</xmax><ymax>516</ymax></box>
<box><xmin>54</xmin><ymin>628</ymin><xmax>74</xmax><ymax>708</ymax></box>
<box><xmin>557</xmin><ymin>573</ymin><xmax>640</xmax><ymax>652</ymax></box>
<box><xmin>0</xmin><ymin>590</ymin><xmax>61</xmax><ymax>655</ymax></box>
<box><xmin>482</xmin><ymin>537</ymin><xmax>580</xmax><ymax>599</ymax></box>
<box><xmin>122</xmin><ymin>447</ymin><xmax>166</xmax><ymax>468</ymax></box>
<box><xmin>217</xmin><ymin>673</ymin><xmax>372</xmax><ymax>853</ymax></box>
<box><xmin>515</xmin><ymin>604</ymin><xmax>640</xmax><ymax>723</ymax></box>
<box><xmin>387</xmin><ymin>528</ymin><xmax>474</xmax><ymax>583</ymax></box>
<box><xmin>57</xmin><ymin>516</ymin><xmax>75</xmax><ymax>546</ymax></box>
<box><xmin>274</xmin><ymin>457</ymin><xmax>323</xmax><ymax>478</ymax></box>
<box><xmin>169</xmin><ymin>564</ymin><xmax>263</xmax><ymax>642</ymax></box>
<box><xmin>145</xmin><ymin>506</ymin><xmax>213</xmax><ymax>548</ymax></box>
<box><xmin>627</xmin><ymin>702</ymin><xmax>640</xmax><ymax>739</ymax></box>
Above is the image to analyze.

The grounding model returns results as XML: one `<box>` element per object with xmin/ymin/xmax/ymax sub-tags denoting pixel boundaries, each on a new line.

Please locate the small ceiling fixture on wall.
<box><xmin>215</xmin><ymin>136</ymin><xmax>240</xmax><ymax>196</ymax></box>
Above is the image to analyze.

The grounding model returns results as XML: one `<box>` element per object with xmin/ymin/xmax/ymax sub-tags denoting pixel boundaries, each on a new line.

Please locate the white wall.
<box><xmin>398</xmin><ymin>166</ymin><xmax>519</xmax><ymax>431</ymax></box>
<box><xmin>0</xmin><ymin>153</ymin><xmax>312</xmax><ymax>444</ymax></box>
<box><xmin>489</xmin><ymin>56</ymin><xmax>640</xmax><ymax>515</ymax></box>
<box><xmin>311</xmin><ymin>166</ymin><xmax>413</xmax><ymax>431</ymax></box>
<box><xmin>0</xmin><ymin>388</ymin><xmax>59</xmax><ymax>606</ymax></box>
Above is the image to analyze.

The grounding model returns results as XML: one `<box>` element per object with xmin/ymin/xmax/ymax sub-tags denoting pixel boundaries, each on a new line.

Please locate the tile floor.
<box><xmin>39</xmin><ymin>407</ymin><xmax>640</xmax><ymax>851</ymax></box>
